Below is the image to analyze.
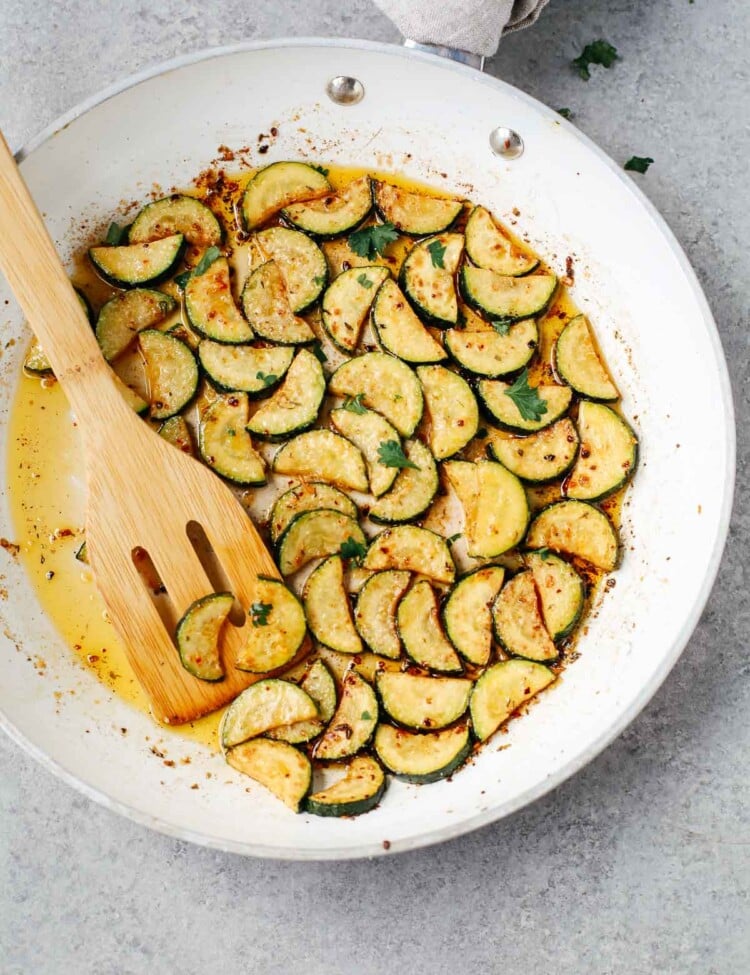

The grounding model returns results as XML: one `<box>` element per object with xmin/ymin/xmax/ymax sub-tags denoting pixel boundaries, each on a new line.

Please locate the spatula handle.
<box><xmin>0</xmin><ymin>131</ymin><xmax>119</xmax><ymax>415</ymax></box>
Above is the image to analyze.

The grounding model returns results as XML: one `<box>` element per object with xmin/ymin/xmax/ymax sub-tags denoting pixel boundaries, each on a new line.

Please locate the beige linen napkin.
<box><xmin>373</xmin><ymin>0</ymin><xmax>550</xmax><ymax>56</ymax></box>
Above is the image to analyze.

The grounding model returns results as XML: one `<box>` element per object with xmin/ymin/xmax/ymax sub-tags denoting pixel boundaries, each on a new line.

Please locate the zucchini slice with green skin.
<box><xmin>304</xmin><ymin>755</ymin><xmax>386</xmax><ymax>818</ymax></box>
<box><xmin>304</xmin><ymin>555</ymin><xmax>363</xmax><ymax>655</ymax></box>
<box><xmin>460</xmin><ymin>268</ymin><xmax>557</xmax><ymax>322</ymax></box>
<box><xmin>113</xmin><ymin>374</ymin><xmax>149</xmax><ymax>415</ymax></box>
<box><xmin>235</xmin><ymin>576</ymin><xmax>307</xmax><ymax>673</ymax></box>
<box><xmin>89</xmin><ymin>234</ymin><xmax>185</xmax><ymax>288</ymax></box>
<box><xmin>477</xmin><ymin>379</ymin><xmax>572</xmax><ymax>433</ymax></box>
<box><xmin>369</xmin><ymin>439</ymin><xmax>438</xmax><ymax>524</ymax></box>
<box><xmin>198</xmin><ymin>394</ymin><xmax>266</xmax><ymax>485</ymax></box>
<box><xmin>185</xmin><ymin>256</ymin><xmax>254</xmax><ymax>345</ymax></box>
<box><xmin>242</xmin><ymin>161</ymin><xmax>331</xmax><ymax>231</ymax></box>
<box><xmin>277</xmin><ymin>510</ymin><xmax>366</xmax><ymax>577</ymax></box>
<box><xmin>95</xmin><ymin>288</ymin><xmax>177</xmax><ymax>362</ymax></box>
<box><xmin>321</xmin><ymin>265</ymin><xmax>390</xmax><ymax>353</ymax></box>
<box><xmin>220</xmin><ymin>678</ymin><xmax>319</xmax><ymax>749</ymax></box>
<box><xmin>565</xmin><ymin>402</ymin><xmax>637</xmax><ymax>501</ymax></box>
<box><xmin>397</xmin><ymin>580</ymin><xmax>463</xmax><ymax>674</ymax></box>
<box><xmin>492</xmin><ymin>571</ymin><xmax>557</xmax><ymax>662</ymax></box>
<box><xmin>372</xmin><ymin>181</ymin><xmax>463</xmax><ymax>235</ymax></box>
<box><xmin>254</xmin><ymin>227</ymin><xmax>328</xmax><ymax>314</ymax></box>
<box><xmin>314</xmin><ymin>668</ymin><xmax>379</xmax><ymax>761</ymax></box>
<box><xmin>246</xmin><ymin>349</ymin><xmax>325</xmax><ymax>440</ymax></box>
<box><xmin>240</xmin><ymin>262</ymin><xmax>316</xmax><ymax>345</ymax></box>
<box><xmin>444</xmin><ymin>460</ymin><xmax>529</xmax><ymax>558</ymax></box>
<box><xmin>226</xmin><ymin>738</ymin><xmax>312</xmax><ymax>812</ymax></box>
<box><xmin>376</xmin><ymin>672</ymin><xmax>472</xmax><ymax>730</ymax></box>
<box><xmin>526</xmin><ymin>500</ymin><xmax>619</xmax><ymax>571</ymax></box>
<box><xmin>488</xmin><ymin>417</ymin><xmax>579</xmax><ymax>484</ymax></box>
<box><xmin>272</xmin><ymin>430</ymin><xmax>368</xmax><ymax>492</ymax></box>
<box><xmin>330</xmin><ymin>406</ymin><xmax>401</xmax><ymax>498</ymax></box>
<box><xmin>139</xmin><ymin>329</ymin><xmax>199</xmax><ymax>420</ymax></box>
<box><xmin>464</xmin><ymin>206</ymin><xmax>539</xmax><ymax>276</ymax></box>
<box><xmin>269</xmin><ymin>482</ymin><xmax>357</xmax><ymax>545</ymax></box>
<box><xmin>444</xmin><ymin>318</ymin><xmax>538</xmax><ymax>377</ymax></box>
<box><xmin>554</xmin><ymin>315</ymin><xmax>618</xmax><ymax>401</ymax></box>
<box><xmin>329</xmin><ymin>352</ymin><xmax>424</xmax><ymax>438</ymax></box>
<box><xmin>525</xmin><ymin>550</ymin><xmax>585</xmax><ymax>641</ymax></box>
<box><xmin>442</xmin><ymin>566</ymin><xmax>506</xmax><ymax>666</ymax></box>
<box><xmin>282</xmin><ymin>175</ymin><xmax>373</xmax><ymax>238</ymax></box>
<box><xmin>354</xmin><ymin>570</ymin><xmax>411</xmax><ymax>659</ymax></box>
<box><xmin>268</xmin><ymin>658</ymin><xmax>337</xmax><ymax>744</ymax></box>
<box><xmin>470</xmin><ymin>659</ymin><xmax>555</xmax><ymax>741</ymax></box>
<box><xmin>128</xmin><ymin>194</ymin><xmax>223</xmax><ymax>248</ymax></box>
<box><xmin>400</xmin><ymin>233</ymin><xmax>464</xmax><ymax>326</ymax></box>
<box><xmin>198</xmin><ymin>341</ymin><xmax>293</xmax><ymax>395</ymax></box>
<box><xmin>374</xmin><ymin>722</ymin><xmax>471</xmax><ymax>784</ymax></box>
<box><xmin>363</xmin><ymin>526</ymin><xmax>456</xmax><ymax>585</ymax></box>
<box><xmin>158</xmin><ymin>415</ymin><xmax>195</xmax><ymax>456</ymax></box>
<box><xmin>416</xmin><ymin>365</ymin><xmax>478</xmax><ymax>460</ymax></box>
<box><xmin>175</xmin><ymin>592</ymin><xmax>232</xmax><ymax>681</ymax></box>
<box><xmin>371</xmin><ymin>279</ymin><xmax>447</xmax><ymax>364</ymax></box>
<box><xmin>23</xmin><ymin>340</ymin><xmax>53</xmax><ymax>376</ymax></box>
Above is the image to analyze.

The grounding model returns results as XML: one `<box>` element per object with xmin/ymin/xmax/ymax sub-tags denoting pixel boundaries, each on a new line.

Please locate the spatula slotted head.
<box><xmin>85</xmin><ymin>416</ymin><xmax>291</xmax><ymax>725</ymax></box>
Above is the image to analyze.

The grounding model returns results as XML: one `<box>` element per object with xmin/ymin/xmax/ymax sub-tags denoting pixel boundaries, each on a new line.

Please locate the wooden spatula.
<box><xmin>0</xmin><ymin>132</ymin><xmax>287</xmax><ymax>725</ymax></box>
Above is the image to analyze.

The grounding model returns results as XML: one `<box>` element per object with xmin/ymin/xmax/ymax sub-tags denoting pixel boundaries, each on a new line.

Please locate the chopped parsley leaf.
<box><xmin>357</xmin><ymin>273</ymin><xmax>374</xmax><ymax>289</ymax></box>
<box><xmin>427</xmin><ymin>239</ymin><xmax>447</xmax><ymax>268</ymax></box>
<box><xmin>343</xmin><ymin>393</ymin><xmax>368</xmax><ymax>414</ymax></box>
<box><xmin>491</xmin><ymin>319</ymin><xmax>513</xmax><ymax>335</ymax></box>
<box><xmin>249</xmin><ymin>601</ymin><xmax>273</xmax><ymax>627</ymax></box>
<box><xmin>504</xmin><ymin>368</ymin><xmax>548</xmax><ymax>422</ymax></box>
<box><xmin>348</xmin><ymin>221</ymin><xmax>398</xmax><ymax>260</ymax></box>
<box><xmin>339</xmin><ymin>536</ymin><xmax>367</xmax><ymax>562</ymax></box>
<box><xmin>255</xmin><ymin>371</ymin><xmax>278</xmax><ymax>388</ymax></box>
<box><xmin>377</xmin><ymin>440</ymin><xmax>419</xmax><ymax>470</ymax></box>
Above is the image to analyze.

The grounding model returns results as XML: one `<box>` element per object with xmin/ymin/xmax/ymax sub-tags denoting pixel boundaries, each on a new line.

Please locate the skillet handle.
<box><xmin>375</xmin><ymin>0</ymin><xmax>550</xmax><ymax>61</ymax></box>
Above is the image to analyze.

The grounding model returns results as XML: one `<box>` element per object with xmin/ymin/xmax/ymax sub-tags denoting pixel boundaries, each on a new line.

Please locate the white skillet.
<box><xmin>0</xmin><ymin>39</ymin><xmax>734</xmax><ymax>859</ymax></box>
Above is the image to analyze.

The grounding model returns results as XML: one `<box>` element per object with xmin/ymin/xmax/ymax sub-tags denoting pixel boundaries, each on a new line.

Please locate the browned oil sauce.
<box><xmin>7</xmin><ymin>163</ymin><xmax>626</xmax><ymax>747</ymax></box>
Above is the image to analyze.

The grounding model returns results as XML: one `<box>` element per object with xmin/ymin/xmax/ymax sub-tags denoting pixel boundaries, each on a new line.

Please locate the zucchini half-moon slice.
<box><xmin>276</xmin><ymin>510</ymin><xmax>366</xmax><ymax>576</ymax></box>
<box><xmin>254</xmin><ymin>227</ymin><xmax>328</xmax><ymax>314</ymax></box>
<box><xmin>242</xmin><ymin>160</ymin><xmax>331</xmax><ymax>230</ymax></box>
<box><xmin>492</xmin><ymin>571</ymin><xmax>558</xmax><ymax>662</ymax></box>
<box><xmin>416</xmin><ymin>365</ymin><xmax>479</xmax><ymax>460</ymax></box>
<box><xmin>96</xmin><ymin>289</ymin><xmax>177</xmax><ymax>362</ymax></box>
<box><xmin>354</xmin><ymin>570</ymin><xmax>411</xmax><ymax>659</ymax></box>
<box><xmin>185</xmin><ymin>257</ymin><xmax>254</xmax><ymax>344</ymax></box>
<box><xmin>400</xmin><ymin>233</ymin><xmax>465</xmax><ymax>326</ymax></box>
<box><xmin>330</xmin><ymin>406</ymin><xmax>401</xmax><ymax>498</ymax></box>
<box><xmin>304</xmin><ymin>755</ymin><xmax>386</xmax><ymax>818</ymax></box>
<box><xmin>198</xmin><ymin>393</ymin><xmax>266</xmax><ymax>485</ymax></box>
<box><xmin>303</xmin><ymin>555</ymin><xmax>363</xmax><ymax>655</ymax></box>
<box><xmin>525</xmin><ymin>550</ymin><xmax>584</xmax><ymax>641</ymax></box>
<box><xmin>89</xmin><ymin>234</ymin><xmax>185</xmax><ymax>288</ymax></box>
<box><xmin>477</xmin><ymin>378</ymin><xmax>572</xmax><ymax>433</ymax></box>
<box><xmin>443</xmin><ymin>460</ymin><xmax>529</xmax><ymax>559</ymax></box>
<box><xmin>368</xmin><ymin>439</ymin><xmax>438</xmax><ymax>524</ymax></box>
<box><xmin>321</xmin><ymin>265</ymin><xmax>390</xmax><ymax>353</ymax></box>
<box><xmin>329</xmin><ymin>352</ymin><xmax>424</xmax><ymax>438</ymax></box>
<box><xmin>226</xmin><ymin>738</ymin><xmax>312</xmax><ymax>812</ymax></box>
<box><xmin>372</xmin><ymin>181</ymin><xmax>463</xmax><ymax>235</ymax></box>
<box><xmin>525</xmin><ymin>499</ymin><xmax>619</xmax><ymax>571</ymax></box>
<box><xmin>442</xmin><ymin>565</ymin><xmax>506</xmax><ymax>666</ymax></box>
<box><xmin>240</xmin><ymin>261</ymin><xmax>315</xmax><ymax>345</ymax></box>
<box><xmin>269</xmin><ymin>482</ymin><xmax>358</xmax><ymax>545</ymax></box>
<box><xmin>272</xmin><ymin>429</ymin><xmax>368</xmax><ymax>491</ymax></box>
<box><xmin>470</xmin><ymin>659</ymin><xmax>555</xmax><ymax>741</ymax></box>
<box><xmin>235</xmin><ymin>576</ymin><xmax>308</xmax><ymax>673</ymax></box>
<box><xmin>488</xmin><ymin>417</ymin><xmax>579</xmax><ymax>483</ymax></box>
<box><xmin>139</xmin><ymin>329</ymin><xmax>199</xmax><ymax>420</ymax></box>
<box><xmin>374</xmin><ymin>722</ymin><xmax>471</xmax><ymax>784</ymax></box>
<box><xmin>363</xmin><ymin>526</ymin><xmax>456</xmax><ymax>585</ymax></box>
<box><xmin>220</xmin><ymin>678</ymin><xmax>318</xmax><ymax>749</ymax></box>
<box><xmin>376</xmin><ymin>672</ymin><xmax>471</xmax><ymax>730</ymax></box>
<box><xmin>565</xmin><ymin>402</ymin><xmax>637</xmax><ymax>500</ymax></box>
<box><xmin>397</xmin><ymin>580</ymin><xmax>463</xmax><ymax>674</ymax></box>
<box><xmin>371</xmin><ymin>279</ymin><xmax>447</xmax><ymax>364</ymax></box>
<box><xmin>554</xmin><ymin>315</ymin><xmax>618</xmax><ymax>401</ymax></box>
<box><xmin>282</xmin><ymin>175</ymin><xmax>373</xmax><ymax>238</ymax></box>
<box><xmin>444</xmin><ymin>318</ymin><xmax>538</xmax><ymax>377</ymax></box>
<box><xmin>460</xmin><ymin>267</ymin><xmax>557</xmax><ymax>322</ymax></box>
<box><xmin>246</xmin><ymin>348</ymin><xmax>325</xmax><ymax>440</ymax></box>
<box><xmin>175</xmin><ymin>592</ymin><xmax>233</xmax><ymax>681</ymax></box>
<box><xmin>464</xmin><ymin>206</ymin><xmax>539</xmax><ymax>276</ymax></box>
<box><xmin>198</xmin><ymin>341</ymin><xmax>294</xmax><ymax>395</ymax></box>
<box><xmin>128</xmin><ymin>194</ymin><xmax>223</xmax><ymax>248</ymax></box>
<box><xmin>314</xmin><ymin>669</ymin><xmax>378</xmax><ymax>760</ymax></box>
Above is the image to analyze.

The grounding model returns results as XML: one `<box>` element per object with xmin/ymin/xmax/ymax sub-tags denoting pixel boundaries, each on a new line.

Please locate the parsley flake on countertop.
<box><xmin>624</xmin><ymin>156</ymin><xmax>654</xmax><ymax>174</ymax></box>
<box><xmin>348</xmin><ymin>221</ymin><xmax>399</xmax><ymax>260</ymax></box>
<box><xmin>504</xmin><ymin>368</ymin><xmax>549</xmax><ymax>422</ymax></box>
<box><xmin>572</xmin><ymin>39</ymin><xmax>619</xmax><ymax>80</ymax></box>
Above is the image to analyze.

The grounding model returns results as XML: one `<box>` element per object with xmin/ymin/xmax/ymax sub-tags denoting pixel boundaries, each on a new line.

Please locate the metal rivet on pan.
<box><xmin>489</xmin><ymin>127</ymin><xmax>524</xmax><ymax>160</ymax></box>
<box><xmin>326</xmin><ymin>76</ymin><xmax>365</xmax><ymax>105</ymax></box>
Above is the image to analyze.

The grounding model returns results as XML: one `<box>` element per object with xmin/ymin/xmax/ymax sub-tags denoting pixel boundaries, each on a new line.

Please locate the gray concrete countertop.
<box><xmin>1</xmin><ymin>1</ymin><xmax>747</xmax><ymax>972</ymax></box>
